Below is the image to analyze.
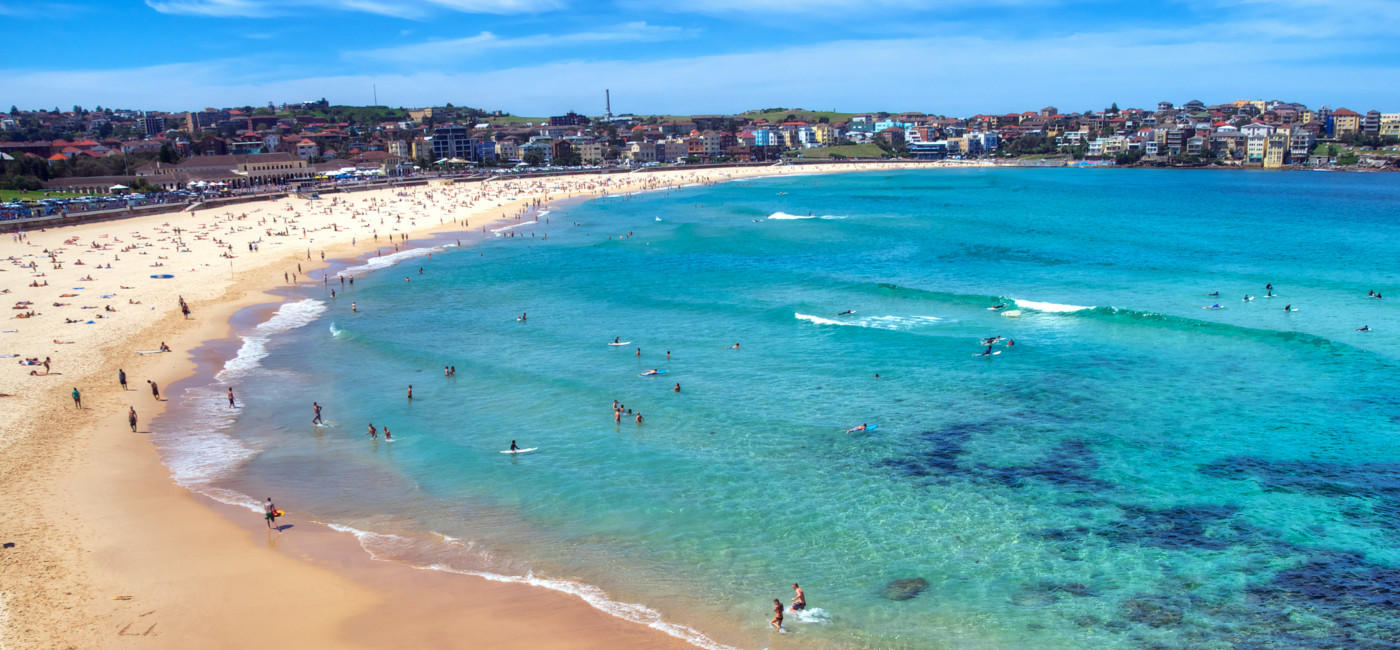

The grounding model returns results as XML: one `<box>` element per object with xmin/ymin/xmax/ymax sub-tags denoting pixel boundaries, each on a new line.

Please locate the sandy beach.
<box><xmin>0</xmin><ymin>161</ymin><xmax>938</xmax><ymax>648</ymax></box>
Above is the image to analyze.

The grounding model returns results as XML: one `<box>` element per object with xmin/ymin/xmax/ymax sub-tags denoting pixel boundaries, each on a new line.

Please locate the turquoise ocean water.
<box><xmin>155</xmin><ymin>168</ymin><xmax>1400</xmax><ymax>648</ymax></box>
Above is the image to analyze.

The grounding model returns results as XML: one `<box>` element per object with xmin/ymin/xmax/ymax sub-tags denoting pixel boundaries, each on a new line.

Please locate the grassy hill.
<box><xmin>740</xmin><ymin>108</ymin><xmax>860</xmax><ymax>124</ymax></box>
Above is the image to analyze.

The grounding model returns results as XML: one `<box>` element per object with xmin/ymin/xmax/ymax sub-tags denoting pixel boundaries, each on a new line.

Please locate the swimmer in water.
<box><xmin>731</xmin><ymin>343</ymin><xmax>741</xmax><ymax>350</ymax></box>
<box><xmin>673</xmin><ymin>382</ymin><xmax>681</xmax><ymax>392</ymax></box>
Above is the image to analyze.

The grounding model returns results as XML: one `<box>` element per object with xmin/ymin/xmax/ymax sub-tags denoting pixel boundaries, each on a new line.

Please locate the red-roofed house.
<box><xmin>1331</xmin><ymin>108</ymin><xmax>1361</xmax><ymax>137</ymax></box>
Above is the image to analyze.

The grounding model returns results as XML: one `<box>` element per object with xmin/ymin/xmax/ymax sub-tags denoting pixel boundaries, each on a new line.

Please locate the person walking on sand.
<box><xmin>312</xmin><ymin>402</ymin><xmax>323</xmax><ymax>425</ymax></box>
<box><xmin>148</xmin><ymin>380</ymin><xmax>160</xmax><ymax>401</ymax></box>
<box><xmin>72</xmin><ymin>387</ymin><xmax>81</xmax><ymax>408</ymax></box>
<box><xmin>119</xmin><ymin>368</ymin><xmax>127</xmax><ymax>390</ymax></box>
<box><xmin>227</xmin><ymin>387</ymin><xmax>236</xmax><ymax>408</ymax></box>
<box><xmin>790</xmin><ymin>583</ymin><xmax>806</xmax><ymax>611</ymax></box>
<box><xmin>264</xmin><ymin>497</ymin><xmax>279</xmax><ymax>530</ymax></box>
<box><xmin>770</xmin><ymin>599</ymin><xmax>784</xmax><ymax>632</ymax></box>
<box><xmin>128</xmin><ymin>407</ymin><xmax>138</xmax><ymax>432</ymax></box>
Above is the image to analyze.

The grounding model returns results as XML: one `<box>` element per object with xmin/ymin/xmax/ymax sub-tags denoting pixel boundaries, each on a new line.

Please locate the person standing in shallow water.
<box><xmin>770</xmin><ymin>599</ymin><xmax>784</xmax><ymax>632</ymax></box>
<box><xmin>407</xmin><ymin>385</ymin><xmax>413</xmax><ymax>401</ymax></box>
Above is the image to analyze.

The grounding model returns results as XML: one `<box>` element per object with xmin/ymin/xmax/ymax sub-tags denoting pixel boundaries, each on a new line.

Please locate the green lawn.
<box><xmin>0</xmin><ymin>189</ymin><xmax>85</xmax><ymax>202</ymax></box>
<box><xmin>788</xmin><ymin>143</ymin><xmax>888</xmax><ymax>159</ymax></box>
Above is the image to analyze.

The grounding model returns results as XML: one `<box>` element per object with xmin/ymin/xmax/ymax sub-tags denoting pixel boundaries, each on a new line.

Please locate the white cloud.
<box><xmin>6</xmin><ymin>28</ymin><xmax>1399</xmax><ymax>114</ymax></box>
<box><xmin>351</xmin><ymin>22</ymin><xmax>695</xmax><ymax>62</ymax></box>
<box><xmin>145</xmin><ymin>0</ymin><xmax>560</xmax><ymax>18</ymax></box>
<box><xmin>635</xmin><ymin>0</ymin><xmax>1034</xmax><ymax>13</ymax></box>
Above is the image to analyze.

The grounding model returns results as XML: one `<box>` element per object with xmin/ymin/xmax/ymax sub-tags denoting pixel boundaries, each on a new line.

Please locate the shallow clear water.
<box><xmin>158</xmin><ymin>168</ymin><xmax>1400</xmax><ymax>648</ymax></box>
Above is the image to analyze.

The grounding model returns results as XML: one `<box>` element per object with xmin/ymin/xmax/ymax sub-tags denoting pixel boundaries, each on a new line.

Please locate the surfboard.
<box><xmin>1000</xmin><ymin>309</ymin><xmax>1023</xmax><ymax>317</ymax></box>
<box><xmin>150</xmin><ymin>274</ymin><xmax>174</xmax><ymax>278</ymax></box>
<box><xmin>845</xmin><ymin>424</ymin><xmax>878</xmax><ymax>433</ymax></box>
<box><xmin>608</xmin><ymin>341</ymin><xmax>631</xmax><ymax>346</ymax></box>
<box><xmin>975</xmin><ymin>351</ymin><xmax>1003</xmax><ymax>357</ymax></box>
<box><xmin>500</xmin><ymin>448</ymin><xmax>538</xmax><ymax>454</ymax></box>
<box><xmin>135</xmin><ymin>349</ymin><xmax>166</xmax><ymax>354</ymax></box>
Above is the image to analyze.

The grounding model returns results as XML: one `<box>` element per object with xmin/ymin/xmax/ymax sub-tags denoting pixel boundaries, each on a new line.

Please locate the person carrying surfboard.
<box><xmin>264</xmin><ymin>497</ymin><xmax>279</xmax><ymax>530</ymax></box>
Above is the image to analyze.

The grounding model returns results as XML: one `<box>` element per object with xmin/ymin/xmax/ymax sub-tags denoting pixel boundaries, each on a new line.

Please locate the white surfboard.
<box><xmin>501</xmin><ymin>447</ymin><xmax>538</xmax><ymax>454</ymax></box>
<box><xmin>608</xmin><ymin>341</ymin><xmax>631</xmax><ymax>346</ymax></box>
<box><xmin>975</xmin><ymin>351</ymin><xmax>1002</xmax><ymax>357</ymax></box>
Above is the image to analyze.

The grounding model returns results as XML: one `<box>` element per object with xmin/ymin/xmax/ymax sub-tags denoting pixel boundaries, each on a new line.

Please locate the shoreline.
<box><xmin>1</xmin><ymin>162</ymin><xmax>929</xmax><ymax>649</ymax></box>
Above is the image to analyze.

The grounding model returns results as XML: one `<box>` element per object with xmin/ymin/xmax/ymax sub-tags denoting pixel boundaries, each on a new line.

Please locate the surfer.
<box><xmin>1357</xmin><ymin>325</ymin><xmax>1371</xmax><ymax>332</ymax></box>
<box><xmin>1243</xmin><ymin>295</ymin><xmax>1252</xmax><ymax>301</ymax></box>
<box><xmin>264</xmin><ymin>497</ymin><xmax>279</xmax><ymax>530</ymax></box>
<box><xmin>1266</xmin><ymin>283</ymin><xmax>1274</xmax><ymax>297</ymax></box>
<box><xmin>312</xmin><ymin>402</ymin><xmax>323</xmax><ymax>425</ymax></box>
<box><xmin>160</xmin><ymin>341</ymin><xmax>171</xmax><ymax>352</ymax></box>
<box><xmin>641</xmin><ymin>369</ymin><xmax>659</xmax><ymax>376</ymax></box>
<box><xmin>128</xmin><ymin>406</ymin><xmax>137</xmax><ymax>432</ymax></box>
<box><xmin>837</xmin><ymin>310</ymin><xmax>853</xmax><ymax>316</ymax></box>
<box><xmin>989</xmin><ymin>304</ymin><xmax>1006</xmax><ymax>310</ymax></box>
<box><xmin>790</xmin><ymin>583</ymin><xmax>806</xmax><ymax>611</ymax></box>
<box><xmin>613</xmin><ymin>336</ymin><xmax>620</xmax><ymax>344</ymax></box>
<box><xmin>770</xmin><ymin>599</ymin><xmax>784</xmax><ymax>632</ymax></box>
<box><xmin>1284</xmin><ymin>304</ymin><xmax>1293</xmax><ymax>312</ymax></box>
<box><xmin>731</xmin><ymin>343</ymin><xmax>741</xmax><ymax>350</ymax></box>
<box><xmin>1207</xmin><ymin>291</ymin><xmax>1220</xmax><ymax>297</ymax></box>
<box><xmin>981</xmin><ymin>345</ymin><xmax>994</xmax><ymax>356</ymax></box>
<box><xmin>846</xmin><ymin>423</ymin><xmax>869</xmax><ymax>433</ymax></box>
<box><xmin>518</xmin><ymin>312</ymin><xmax>527</xmax><ymax>321</ymax></box>
<box><xmin>510</xmin><ymin>440</ymin><xmax>519</xmax><ymax>452</ymax></box>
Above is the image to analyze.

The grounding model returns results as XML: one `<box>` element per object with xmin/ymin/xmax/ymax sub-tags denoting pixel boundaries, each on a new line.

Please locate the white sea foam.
<box><xmin>327</xmin><ymin>523</ymin><xmax>735</xmax><ymax>650</ymax></box>
<box><xmin>329</xmin><ymin>322</ymin><xmax>343</xmax><ymax>337</ymax></box>
<box><xmin>789</xmin><ymin>607</ymin><xmax>831</xmax><ymax>624</ymax></box>
<box><xmin>1011</xmin><ymin>299</ymin><xmax>1094</xmax><ymax>313</ymax></box>
<box><xmin>344</xmin><ymin>245</ymin><xmax>446</xmax><ymax>275</ymax></box>
<box><xmin>161</xmin><ymin>299</ymin><xmax>325</xmax><ymax>491</ymax></box>
<box><xmin>795</xmin><ymin>312</ymin><xmax>942</xmax><ymax>331</ymax></box>
<box><xmin>767</xmin><ymin>211</ymin><xmax>846</xmax><ymax>220</ymax></box>
<box><xmin>491</xmin><ymin>220</ymin><xmax>538</xmax><ymax>234</ymax></box>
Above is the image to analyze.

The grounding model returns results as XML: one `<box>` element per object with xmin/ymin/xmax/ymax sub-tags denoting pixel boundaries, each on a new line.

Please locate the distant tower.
<box><xmin>605</xmin><ymin>89</ymin><xmax>612</xmax><ymax>120</ymax></box>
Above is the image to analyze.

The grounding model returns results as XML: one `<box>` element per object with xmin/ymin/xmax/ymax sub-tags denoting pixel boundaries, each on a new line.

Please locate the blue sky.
<box><xmin>4</xmin><ymin>0</ymin><xmax>1399</xmax><ymax>116</ymax></box>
